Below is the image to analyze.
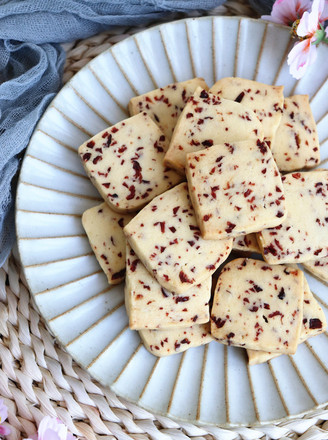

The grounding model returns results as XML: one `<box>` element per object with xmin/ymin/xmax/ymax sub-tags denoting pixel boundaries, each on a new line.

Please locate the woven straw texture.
<box><xmin>2</xmin><ymin>1</ymin><xmax>328</xmax><ymax>439</ymax></box>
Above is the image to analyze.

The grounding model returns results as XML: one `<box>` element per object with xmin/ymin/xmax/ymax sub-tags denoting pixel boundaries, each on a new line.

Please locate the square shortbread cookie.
<box><xmin>164</xmin><ymin>87</ymin><xmax>263</xmax><ymax>174</ymax></box>
<box><xmin>82</xmin><ymin>203</ymin><xmax>134</xmax><ymax>284</ymax></box>
<box><xmin>78</xmin><ymin>112</ymin><xmax>182</xmax><ymax>212</ymax></box>
<box><xmin>186</xmin><ymin>140</ymin><xmax>286</xmax><ymax>239</ymax></box>
<box><xmin>139</xmin><ymin>323</ymin><xmax>213</xmax><ymax>357</ymax></box>
<box><xmin>303</xmin><ymin>257</ymin><xmax>328</xmax><ymax>283</ymax></box>
<box><xmin>247</xmin><ymin>277</ymin><xmax>327</xmax><ymax>364</ymax></box>
<box><xmin>271</xmin><ymin>95</ymin><xmax>320</xmax><ymax>172</ymax></box>
<box><xmin>124</xmin><ymin>182</ymin><xmax>233</xmax><ymax>294</ymax></box>
<box><xmin>210</xmin><ymin>77</ymin><xmax>284</xmax><ymax>143</ymax></box>
<box><xmin>128</xmin><ymin>78</ymin><xmax>208</xmax><ymax>140</ymax></box>
<box><xmin>125</xmin><ymin>244</ymin><xmax>211</xmax><ymax>329</ymax></box>
<box><xmin>257</xmin><ymin>171</ymin><xmax>328</xmax><ymax>264</ymax></box>
<box><xmin>210</xmin><ymin>258</ymin><xmax>304</xmax><ymax>354</ymax></box>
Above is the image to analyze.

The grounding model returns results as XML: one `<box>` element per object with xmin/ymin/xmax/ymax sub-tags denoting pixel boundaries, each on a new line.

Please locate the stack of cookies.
<box><xmin>78</xmin><ymin>76</ymin><xmax>327</xmax><ymax>363</ymax></box>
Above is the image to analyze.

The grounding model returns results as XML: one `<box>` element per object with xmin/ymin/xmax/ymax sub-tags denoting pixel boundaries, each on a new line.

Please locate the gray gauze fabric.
<box><xmin>0</xmin><ymin>40</ymin><xmax>65</xmax><ymax>266</ymax></box>
<box><xmin>0</xmin><ymin>0</ymin><xmax>225</xmax><ymax>267</ymax></box>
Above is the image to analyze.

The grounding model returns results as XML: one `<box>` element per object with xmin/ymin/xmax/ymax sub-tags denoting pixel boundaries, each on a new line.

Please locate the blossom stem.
<box><xmin>314</xmin><ymin>29</ymin><xmax>327</xmax><ymax>45</ymax></box>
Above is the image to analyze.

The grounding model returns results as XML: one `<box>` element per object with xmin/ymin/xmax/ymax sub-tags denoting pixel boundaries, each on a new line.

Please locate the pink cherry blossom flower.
<box><xmin>288</xmin><ymin>0</ymin><xmax>328</xmax><ymax>78</ymax></box>
<box><xmin>261</xmin><ymin>0</ymin><xmax>312</xmax><ymax>26</ymax></box>
<box><xmin>297</xmin><ymin>0</ymin><xmax>328</xmax><ymax>35</ymax></box>
<box><xmin>24</xmin><ymin>417</ymin><xmax>75</xmax><ymax>440</ymax></box>
<box><xmin>0</xmin><ymin>399</ymin><xmax>11</xmax><ymax>436</ymax></box>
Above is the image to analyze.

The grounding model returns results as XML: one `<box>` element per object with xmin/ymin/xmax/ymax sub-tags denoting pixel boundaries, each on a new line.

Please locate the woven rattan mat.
<box><xmin>2</xmin><ymin>1</ymin><xmax>328</xmax><ymax>439</ymax></box>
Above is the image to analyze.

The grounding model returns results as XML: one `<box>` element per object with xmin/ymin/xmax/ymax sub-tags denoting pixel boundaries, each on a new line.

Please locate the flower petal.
<box><xmin>321</xmin><ymin>0</ymin><xmax>328</xmax><ymax>21</ymax></box>
<box><xmin>262</xmin><ymin>0</ymin><xmax>312</xmax><ymax>25</ymax></box>
<box><xmin>43</xmin><ymin>429</ymin><xmax>63</xmax><ymax>440</ymax></box>
<box><xmin>0</xmin><ymin>424</ymin><xmax>11</xmax><ymax>436</ymax></box>
<box><xmin>287</xmin><ymin>38</ymin><xmax>317</xmax><ymax>79</ymax></box>
<box><xmin>297</xmin><ymin>10</ymin><xmax>312</xmax><ymax>36</ymax></box>
<box><xmin>0</xmin><ymin>399</ymin><xmax>8</xmax><ymax>423</ymax></box>
<box><xmin>298</xmin><ymin>0</ymin><xmax>326</xmax><ymax>36</ymax></box>
<box><xmin>312</xmin><ymin>0</ymin><xmax>326</xmax><ymax>20</ymax></box>
<box><xmin>37</xmin><ymin>416</ymin><xmax>73</xmax><ymax>440</ymax></box>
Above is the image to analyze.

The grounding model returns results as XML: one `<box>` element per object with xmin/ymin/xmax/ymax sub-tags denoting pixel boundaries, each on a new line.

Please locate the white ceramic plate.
<box><xmin>16</xmin><ymin>16</ymin><xmax>328</xmax><ymax>427</ymax></box>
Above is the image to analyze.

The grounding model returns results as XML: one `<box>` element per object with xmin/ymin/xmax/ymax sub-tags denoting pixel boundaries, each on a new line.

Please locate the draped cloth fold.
<box><xmin>0</xmin><ymin>0</ymin><xmax>225</xmax><ymax>267</ymax></box>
